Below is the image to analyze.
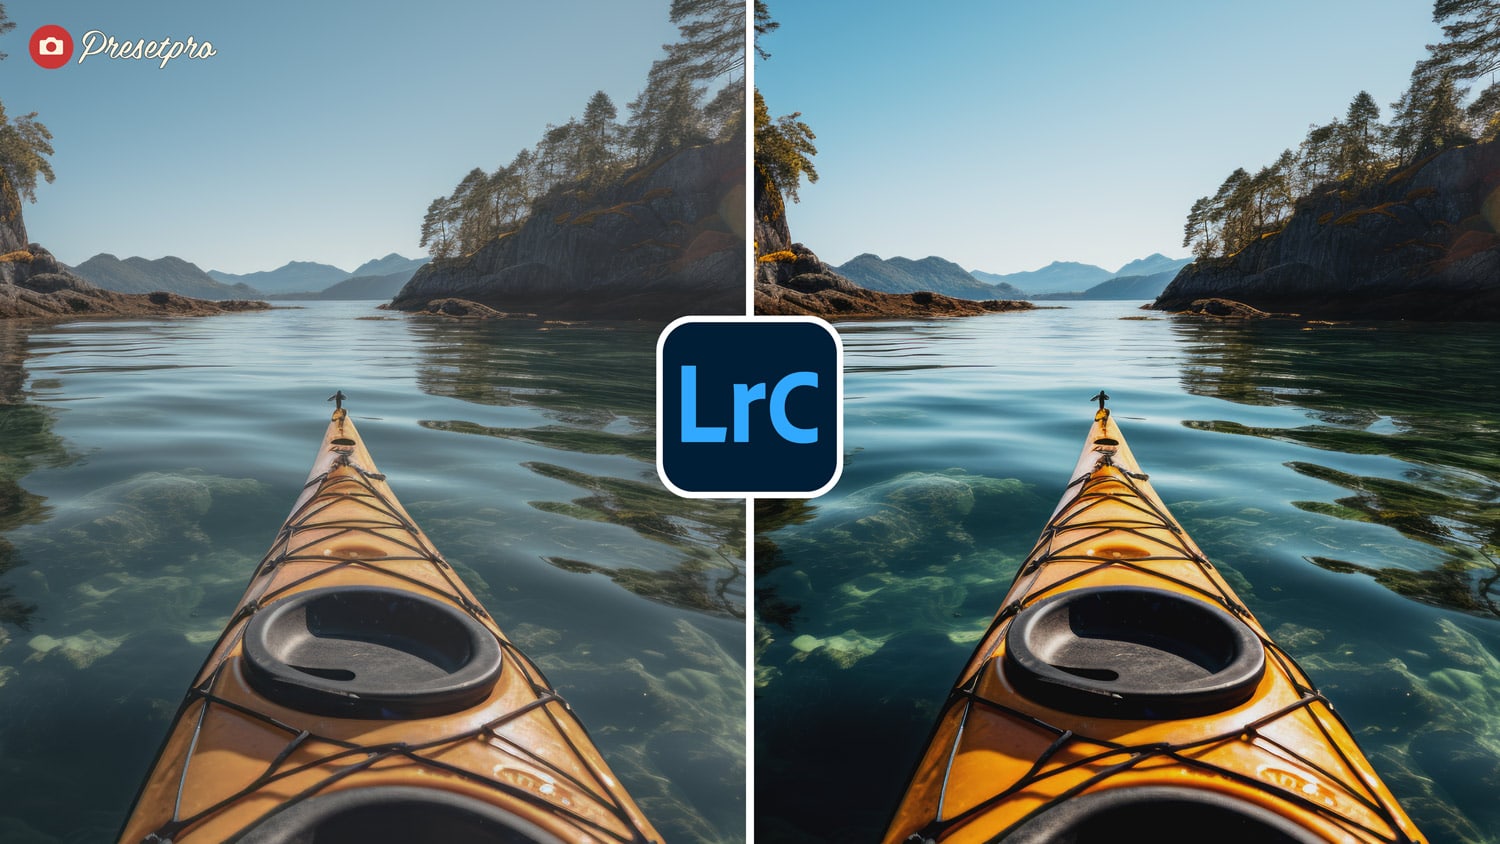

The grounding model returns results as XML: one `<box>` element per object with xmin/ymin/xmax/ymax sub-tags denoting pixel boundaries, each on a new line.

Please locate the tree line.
<box><xmin>1184</xmin><ymin>0</ymin><xmax>1500</xmax><ymax>261</ymax></box>
<box><xmin>420</xmin><ymin>0</ymin><xmax>745</xmax><ymax>260</ymax></box>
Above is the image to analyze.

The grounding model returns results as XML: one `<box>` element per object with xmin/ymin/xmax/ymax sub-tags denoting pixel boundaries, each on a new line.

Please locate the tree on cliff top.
<box><xmin>754</xmin><ymin>91</ymin><xmax>817</xmax><ymax>204</ymax></box>
<box><xmin>666</xmin><ymin>0</ymin><xmax>746</xmax><ymax>82</ymax></box>
<box><xmin>420</xmin><ymin>1</ymin><xmax>744</xmax><ymax>260</ymax></box>
<box><xmin>0</xmin><ymin>6</ymin><xmax>56</xmax><ymax>207</ymax></box>
<box><xmin>1430</xmin><ymin>0</ymin><xmax>1500</xmax><ymax>80</ymax></box>
<box><xmin>753</xmin><ymin>4</ymin><xmax>817</xmax><ymax>204</ymax></box>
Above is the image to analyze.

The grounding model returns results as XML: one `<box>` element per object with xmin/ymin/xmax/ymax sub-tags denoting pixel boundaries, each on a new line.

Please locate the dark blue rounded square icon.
<box><xmin>657</xmin><ymin>317</ymin><xmax>843</xmax><ymax>497</ymax></box>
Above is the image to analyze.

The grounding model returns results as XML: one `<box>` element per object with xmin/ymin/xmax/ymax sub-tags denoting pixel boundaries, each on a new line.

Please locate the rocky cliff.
<box><xmin>1153</xmin><ymin>138</ymin><xmax>1500</xmax><ymax>320</ymax></box>
<box><xmin>753</xmin><ymin>164</ymin><xmax>1033</xmax><ymax>319</ymax></box>
<box><xmin>390</xmin><ymin>140</ymin><xmax>743</xmax><ymax>321</ymax></box>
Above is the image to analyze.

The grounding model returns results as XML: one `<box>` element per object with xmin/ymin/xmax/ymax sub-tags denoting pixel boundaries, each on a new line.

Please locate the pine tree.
<box><xmin>1418</xmin><ymin>73</ymin><xmax>1474</xmax><ymax>155</ymax></box>
<box><xmin>1429</xmin><ymin>0</ymin><xmax>1500</xmax><ymax>80</ymax></box>
<box><xmin>1337</xmin><ymin>91</ymin><xmax>1384</xmax><ymax>188</ymax></box>
<box><xmin>419</xmin><ymin>197</ymin><xmax>455</xmax><ymax>259</ymax></box>
<box><xmin>0</xmin><ymin>102</ymin><xmax>55</xmax><ymax>204</ymax></box>
<box><xmin>1183</xmin><ymin>196</ymin><xmax>1216</xmax><ymax>259</ymax></box>
<box><xmin>1297</xmin><ymin>120</ymin><xmax>1342</xmax><ymax>192</ymax></box>
<box><xmin>575</xmin><ymin>91</ymin><xmax>621</xmax><ymax>185</ymax></box>
<box><xmin>0</xmin><ymin>6</ymin><xmax>55</xmax><ymax>207</ymax></box>
<box><xmin>1386</xmin><ymin>65</ymin><xmax>1435</xmax><ymax>164</ymax></box>
<box><xmin>666</xmin><ymin>0</ymin><xmax>746</xmax><ymax>82</ymax></box>
<box><xmin>1466</xmin><ymin>81</ymin><xmax>1500</xmax><ymax>140</ymax></box>
<box><xmin>753</xmin><ymin>90</ymin><xmax>817</xmax><ymax>203</ymax></box>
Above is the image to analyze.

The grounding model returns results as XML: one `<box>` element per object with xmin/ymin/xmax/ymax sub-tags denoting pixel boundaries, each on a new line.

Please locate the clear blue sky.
<box><xmin>5</xmin><ymin>1</ymin><xmax>680</xmax><ymax>273</ymax></box>
<box><xmin>754</xmin><ymin>1</ymin><xmax>1442</xmax><ymax>276</ymax></box>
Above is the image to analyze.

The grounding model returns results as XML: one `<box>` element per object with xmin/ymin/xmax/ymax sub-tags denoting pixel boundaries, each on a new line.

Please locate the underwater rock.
<box><xmin>26</xmin><ymin>470</ymin><xmax>267</xmax><ymax>577</ymax></box>
<box><xmin>528</xmin><ymin>618</ymin><xmax>742</xmax><ymax>843</ymax></box>
<box><xmin>788</xmin><ymin>630</ymin><xmax>889</xmax><ymax>669</ymax></box>
<box><xmin>25</xmin><ymin>629</ymin><xmax>125</xmax><ymax>669</ymax></box>
<box><xmin>1270</xmin><ymin>622</ymin><xmax>1325</xmax><ymax>650</ymax></box>
<box><xmin>1295</xmin><ymin>618</ymin><xmax>1500</xmax><ymax>840</ymax></box>
<box><xmin>792</xmin><ymin>470</ymin><xmax>1031</xmax><ymax>569</ymax></box>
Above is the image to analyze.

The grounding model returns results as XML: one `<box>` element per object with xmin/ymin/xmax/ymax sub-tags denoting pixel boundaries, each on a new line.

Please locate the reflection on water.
<box><xmin>0</xmin><ymin>304</ymin><xmax>744</xmax><ymax>844</ymax></box>
<box><xmin>755</xmin><ymin>303</ymin><xmax>1500</xmax><ymax>844</ymax></box>
<box><xmin>1173</xmin><ymin>318</ymin><xmax>1500</xmax><ymax>617</ymax></box>
<box><xmin>0</xmin><ymin>323</ymin><xmax>69</xmax><ymax>633</ymax></box>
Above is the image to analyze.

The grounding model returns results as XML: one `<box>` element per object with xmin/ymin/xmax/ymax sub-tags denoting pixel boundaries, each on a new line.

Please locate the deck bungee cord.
<box><xmin>883</xmin><ymin>395</ymin><xmax>1424</xmax><ymax>844</ymax></box>
<box><xmin>119</xmin><ymin>398</ymin><xmax>661</xmax><ymax>844</ymax></box>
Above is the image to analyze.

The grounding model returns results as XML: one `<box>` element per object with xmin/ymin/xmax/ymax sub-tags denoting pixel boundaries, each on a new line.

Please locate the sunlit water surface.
<box><xmin>756</xmin><ymin>300</ymin><xmax>1500</xmax><ymax>844</ymax></box>
<box><xmin>0</xmin><ymin>301</ymin><xmax>744</xmax><ymax>843</ymax></box>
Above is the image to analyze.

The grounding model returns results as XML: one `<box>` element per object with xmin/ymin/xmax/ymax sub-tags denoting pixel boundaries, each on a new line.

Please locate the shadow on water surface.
<box><xmin>1172</xmin><ymin>317</ymin><xmax>1500</xmax><ymax>618</ymax></box>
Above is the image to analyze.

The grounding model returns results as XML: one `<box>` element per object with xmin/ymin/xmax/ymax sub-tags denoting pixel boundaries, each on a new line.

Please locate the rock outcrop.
<box><xmin>0</xmin><ymin>246</ymin><xmax>269</xmax><ymax>319</ymax></box>
<box><xmin>754</xmin><ymin>165</ymin><xmax>1033</xmax><ymax>320</ymax></box>
<box><xmin>1153</xmin><ymin>138</ymin><xmax>1500</xmax><ymax>320</ymax></box>
<box><xmin>391</xmin><ymin>140</ymin><xmax>743</xmax><ymax>321</ymax></box>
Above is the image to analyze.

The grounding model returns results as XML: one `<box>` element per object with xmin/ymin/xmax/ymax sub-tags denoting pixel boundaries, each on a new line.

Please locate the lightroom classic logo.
<box><xmin>29</xmin><ymin>25</ymin><xmax>217</xmax><ymax>70</ymax></box>
<box><xmin>657</xmin><ymin>317</ymin><xmax>843</xmax><ymax>498</ymax></box>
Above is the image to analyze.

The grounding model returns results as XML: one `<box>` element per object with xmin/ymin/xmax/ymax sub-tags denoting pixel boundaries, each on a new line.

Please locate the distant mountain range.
<box><xmin>265</xmin><ymin>270</ymin><xmax>418</xmax><ymax>301</ymax></box>
<box><xmin>838</xmin><ymin>252</ymin><xmax>1191</xmax><ymax>301</ymax></box>
<box><xmin>207</xmin><ymin>254</ymin><xmax>428</xmax><ymax>295</ymax></box>
<box><xmin>971</xmin><ymin>253</ymin><xmax>1191</xmax><ymax>296</ymax></box>
<box><xmin>68</xmin><ymin>254</ymin><xmax>260</xmax><ymax>300</ymax></box>
<box><xmin>838</xmin><ymin>254</ymin><xmax>1027</xmax><ymax>300</ymax></box>
<box><xmin>1029</xmin><ymin>269</ymin><xmax>1182</xmax><ymax>301</ymax></box>
<box><xmin>69</xmin><ymin>253</ymin><xmax>430</xmax><ymax>300</ymax></box>
<box><xmin>971</xmin><ymin>261</ymin><xmax>1113</xmax><ymax>295</ymax></box>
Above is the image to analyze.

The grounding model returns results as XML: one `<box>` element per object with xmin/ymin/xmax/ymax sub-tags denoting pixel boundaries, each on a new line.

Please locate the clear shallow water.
<box><xmin>755</xmin><ymin>301</ymin><xmax>1500</xmax><ymax>843</ymax></box>
<box><xmin>0</xmin><ymin>302</ymin><xmax>744</xmax><ymax>843</ymax></box>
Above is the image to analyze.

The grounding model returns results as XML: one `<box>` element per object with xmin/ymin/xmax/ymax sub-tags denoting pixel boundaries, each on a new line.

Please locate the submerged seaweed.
<box><xmin>545</xmin><ymin>554</ymin><xmax>744</xmax><ymax>620</ymax></box>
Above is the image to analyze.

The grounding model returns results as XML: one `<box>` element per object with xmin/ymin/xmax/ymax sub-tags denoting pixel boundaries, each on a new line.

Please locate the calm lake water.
<box><xmin>755</xmin><ymin>300</ymin><xmax>1500</xmax><ymax>843</ymax></box>
<box><xmin>0</xmin><ymin>301</ymin><xmax>744</xmax><ymax>843</ymax></box>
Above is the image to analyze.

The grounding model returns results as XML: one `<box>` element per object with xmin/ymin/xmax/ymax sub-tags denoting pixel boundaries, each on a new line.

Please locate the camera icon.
<box><xmin>38</xmin><ymin>36</ymin><xmax>64</xmax><ymax>55</ymax></box>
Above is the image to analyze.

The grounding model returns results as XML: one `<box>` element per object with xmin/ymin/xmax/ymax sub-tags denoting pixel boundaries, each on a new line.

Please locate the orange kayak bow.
<box><xmin>119</xmin><ymin>403</ymin><xmax>661</xmax><ymax>843</ymax></box>
<box><xmin>883</xmin><ymin>397</ymin><xmax>1423</xmax><ymax>843</ymax></box>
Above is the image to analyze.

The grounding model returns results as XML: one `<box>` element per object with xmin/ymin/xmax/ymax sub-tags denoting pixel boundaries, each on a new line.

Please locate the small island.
<box><xmin>752</xmin><ymin>92</ymin><xmax>1032</xmax><ymax>320</ymax></box>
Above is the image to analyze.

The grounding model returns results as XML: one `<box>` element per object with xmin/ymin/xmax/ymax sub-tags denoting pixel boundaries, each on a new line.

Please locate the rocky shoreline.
<box><xmin>755</xmin><ymin>244</ymin><xmax>1033</xmax><ymax>319</ymax></box>
<box><xmin>1</xmin><ymin>246</ymin><xmax>268</xmax><ymax>321</ymax></box>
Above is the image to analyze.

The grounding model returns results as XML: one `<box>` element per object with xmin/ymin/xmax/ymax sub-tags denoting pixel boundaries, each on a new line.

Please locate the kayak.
<box><xmin>118</xmin><ymin>400</ymin><xmax>662</xmax><ymax>844</ymax></box>
<box><xmin>882</xmin><ymin>396</ymin><xmax>1425</xmax><ymax>844</ymax></box>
